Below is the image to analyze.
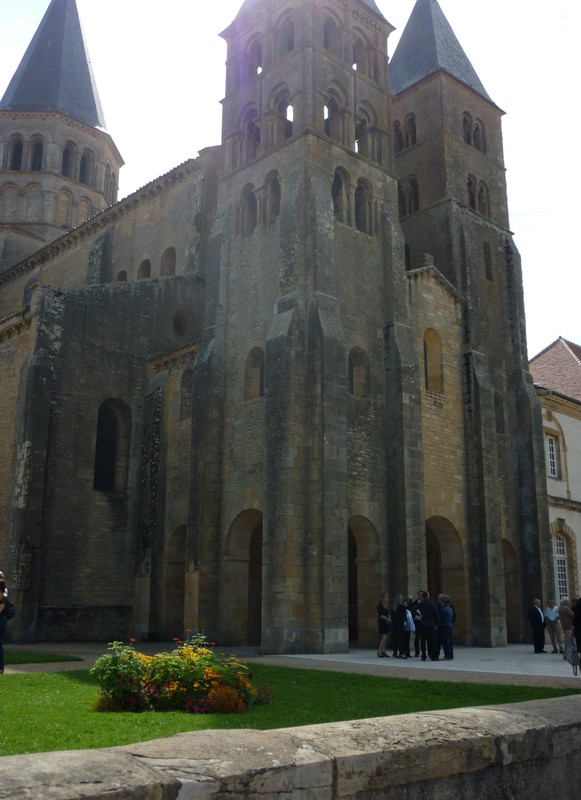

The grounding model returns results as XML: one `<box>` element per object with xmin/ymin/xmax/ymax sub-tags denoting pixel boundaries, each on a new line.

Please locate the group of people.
<box><xmin>529</xmin><ymin>596</ymin><xmax>581</xmax><ymax>659</ymax></box>
<box><xmin>377</xmin><ymin>591</ymin><xmax>455</xmax><ymax>662</ymax></box>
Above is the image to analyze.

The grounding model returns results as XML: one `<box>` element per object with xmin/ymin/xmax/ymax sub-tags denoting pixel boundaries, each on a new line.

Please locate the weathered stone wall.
<box><xmin>2</xmin><ymin>698</ymin><xmax>581</xmax><ymax>799</ymax></box>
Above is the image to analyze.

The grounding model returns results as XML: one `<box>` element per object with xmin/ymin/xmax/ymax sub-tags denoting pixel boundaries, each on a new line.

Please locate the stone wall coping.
<box><xmin>1</xmin><ymin>697</ymin><xmax>581</xmax><ymax>799</ymax></box>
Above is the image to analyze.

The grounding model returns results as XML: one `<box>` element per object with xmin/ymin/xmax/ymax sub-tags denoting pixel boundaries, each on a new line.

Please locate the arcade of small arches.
<box><xmin>230</xmin><ymin>9</ymin><xmax>383</xmax><ymax>91</ymax></box>
<box><xmin>241</xmin><ymin>335</ymin><xmax>441</xmax><ymax>400</ymax></box>
<box><xmin>392</xmin><ymin>110</ymin><xmax>486</xmax><ymax>155</ymax></box>
<box><xmin>0</xmin><ymin>181</ymin><xmax>95</xmax><ymax>228</ymax></box>
<box><xmin>114</xmin><ymin>246</ymin><xmax>177</xmax><ymax>283</ymax></box>
<box><xmin>205</xmin><ymin>509</ymin><xmax>527</xmax><ymax>648</ymax></box>
<box><xmin>2</xmin><ymin>131</ymin><xmax>118</xmax><ymax>203</ymax></box>
<box><xmin>230</xmin><ymin>83</ymin><xmax>386</xmax><ymax>170</ymax></box>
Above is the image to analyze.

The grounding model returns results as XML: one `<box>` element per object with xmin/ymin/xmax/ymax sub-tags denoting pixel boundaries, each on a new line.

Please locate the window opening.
<box><xmin>9</xmin><ymin>137</ymin><xmax>23</xmax><ymax>170</ymax></box>
<box><xmin>31</xmin><ymin>139</ymin><xmax>43</xmax><ymax>171</ymax></box>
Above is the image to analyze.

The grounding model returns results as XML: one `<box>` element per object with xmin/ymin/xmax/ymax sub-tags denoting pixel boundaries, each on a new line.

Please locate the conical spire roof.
<box><xmin>390</xmin><ymin>0</ymin><xmax>492</xmax><ymax>103</ymax></box>
<box><xmin>0</xmin><ymin>0</ymin><xmax>106</xmax><ymax>128</ymax></box>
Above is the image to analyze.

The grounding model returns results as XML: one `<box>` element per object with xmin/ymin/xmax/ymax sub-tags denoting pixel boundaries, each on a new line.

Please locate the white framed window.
<box><xmin>546</xmin><ymin>435</ymin><xmax>561</xmax><ymax>478</ymax></box>
<box><xmin>553</xmin><ymin>534</ymin><xmax>569</xmax><ymax>601</ymax></box>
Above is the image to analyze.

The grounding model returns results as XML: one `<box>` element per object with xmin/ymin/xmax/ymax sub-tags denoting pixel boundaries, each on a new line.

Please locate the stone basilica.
<box><xmin>0</xmin><ymin>0</ymin><xmax>552</xmax><ymax>650</ymax></box>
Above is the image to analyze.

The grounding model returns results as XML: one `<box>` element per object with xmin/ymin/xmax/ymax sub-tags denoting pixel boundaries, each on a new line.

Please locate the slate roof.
<box><xmin>0</xmin><ymin>0</ymin><xmax>106</xmax><ymax>129</ymax></box>
<box><xmin>233</xmin><ymin>0</ymin><xmax>385</xmax><ymax>21</ymax></box>
<box><xmin>529</xmin><ymin>337</ymin><xmax>581</xmax><ymax>404</ymax></box>
<box><xmin>389</xmin><ymin>0</ymin><xmax>492</xmax><ymax>103</ymax></box>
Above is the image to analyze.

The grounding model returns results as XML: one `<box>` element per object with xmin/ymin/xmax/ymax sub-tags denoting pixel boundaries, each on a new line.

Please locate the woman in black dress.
<box><xmin>377</xmin><ymin>593</ymin><xmax>391</xmax><ymax>657</ymax></box>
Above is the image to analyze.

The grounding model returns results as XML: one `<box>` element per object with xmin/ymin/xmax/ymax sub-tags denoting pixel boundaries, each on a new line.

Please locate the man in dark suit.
<box><xmin>528</xmin><ymin>598</ymin><xmax>547</xmax><ymax>653</ymax></box>
<box><xmin>417</xmin><ymin>591</ymin><xmax>439</xmax><ymax>661</ymax></box>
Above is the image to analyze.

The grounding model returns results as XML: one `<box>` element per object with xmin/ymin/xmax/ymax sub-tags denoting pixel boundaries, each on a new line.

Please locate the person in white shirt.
<box><xmin>545</xmin><ymin>598</ymin><xmax>564</xmax><ymax>653</ymax></box>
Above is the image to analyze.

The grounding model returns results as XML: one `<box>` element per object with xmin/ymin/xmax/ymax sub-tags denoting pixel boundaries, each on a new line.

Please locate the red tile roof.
<box><xmin>530</xmin><ymin>337</ymin><xmax>581</xmax><ymax>403</ymax></box>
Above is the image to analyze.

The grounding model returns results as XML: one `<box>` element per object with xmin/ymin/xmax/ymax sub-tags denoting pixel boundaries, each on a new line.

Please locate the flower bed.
<box><xmin>90</xmin><ymin>634</ymin><xmax>271</xmax><ymax>713</ymax></box>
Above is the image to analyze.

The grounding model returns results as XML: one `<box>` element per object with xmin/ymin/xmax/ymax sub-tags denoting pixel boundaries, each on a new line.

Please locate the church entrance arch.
<box><xmin>162</xmin><ymin>525</ymin><xmax>186</xmax><ymax>639</ymax></box>
<box><xmin>347</xmin><ymin>516</ymin><xmax>380</xmax><ymax>647</ymax></box>
<box><xmin>425</xmin><ymin>517</ymin><xmax>467</xmax><ymax>641</ymax></box>
<box><xmin>221</xmin><ymin>509</ymin><xmax>263</xmax><ymax>646</ymax></box>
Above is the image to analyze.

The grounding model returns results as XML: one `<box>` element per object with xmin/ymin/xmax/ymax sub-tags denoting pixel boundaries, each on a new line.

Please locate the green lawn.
<box><xmin>5</xmin><ymin>651</ymin><xmax>83</xmax><ymax>665</ymax></box>
<box><xmin>0</xmin><ymin>664</ymin><xmax>577</xmax><ymax>756</ymax></box>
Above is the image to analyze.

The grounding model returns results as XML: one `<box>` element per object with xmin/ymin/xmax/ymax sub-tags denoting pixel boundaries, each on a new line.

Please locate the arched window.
<box><xmin>245</xmin><ymin>348</ymin><xmax>265</xmax><ymax>399</ymax></box>
<box><xmin>25</xmin><ymin>183</ymin><xmax>43</xmax><ymax>222</ymax></box>
<box><xmin>483</xmin><ymin>241</ymin><xmax>493</xmax><ymax>281</ymax></box>
<box><xmin>409</xmin><ymin>178</ymin><xmax>420</xmax><ymax>213</ymax></box>
<box><xmin>242</xmin><ymin>109</ymin><xmax>260</xmax><ymax>162</ymax></box>
<box><xmin>348</xmin><ymin>348</ymin><xmax>369</xmax><ymax>397</ymax></box>
<box><xmin>398</xmin><ymin>182</ymin><xmax>407</xmax><ymax>219</ymax></box>
<box><xmin>553</xmin><ymin>533</ymin><xmax>570</xmax><ymax>601</ymax></box>
<box><xmin>180</xmin><ymin>369</ymin><xmax>194</xmax><ymax>419</ymax></box>
<box><xmin>79</xmin><ymin>150</ymin><xmax>94</xmax><ymax>186</ymax></box>
<box><xmin>278</xmin><ymin>16</ymin><xmax>295</xmax><ymax>56</ymax></box>
<box><xmin>245</xmin><ymin>39</ymin><xmax>263</xmax><ymax>80</ymax></box>
<box><xmin>393</xmin><ymin>121</ymin><xmax>404</xmax><ymax>154</ymax></box>
<box><xmin>30</xmin><ymin>137</ymin><xmax>44</xmax><ymax>171</ymax></box>
<box><xmin>323</xmin><ymin>16</ymin><xmax>340</xmax><ymax>57</ymax></box>
<box><xmin>93</xmin><ymin>399</ymin><xmax>131</xmax><ymax>492</ymax></box>
<box><xmin>137</xmin><ymin>259</ymin><xmax>151</xmax><ymax>279</ymax></box>
<box><xmin>61</xmin><ymin>141</ymin><xmax>76</xmax><ymax>179</ymax></box>
<box><xmin>355</xmin><ymin>112</ymin><xmax>373</xmax><ymax>159</ymax></box>
<box><xmin>467</xmin><ymin>175</ymin><xmax>477</xmax><ymax>210</ymax></box>
<box><xmin>263</xmin><ymin>172</ymin><xmax>281</xmax><ymax>227</ymax></box>
<box><xmin>55</xmin><ymin>188</ymin><xmax>72</xmax><ymax>227</ymax></box>
<box><xmin>355</xmin><ymin>178</ymin><xmax>373</xmax><ymax>234</ymax></box>
<box><xmin>404</xmin><ymin>114</ymin><xmax>417</xmax><ymax>147</ymax></box>
<box><xmin>352</xmin><ymin>37</ymin><xmax>367</xmax><ymax>75</ymax></box>
<box><xmin>8</xmin><ymin>136</ymin><xmax>23</xmax><ymax>170</ymax></box>
<box><xmin>423</xmin><ymin>329</ymin><xmax>444</xmax><ymax>393</ymax></box>
<box><xmin>478</xmin><ymin>181</ymin><xmax>489</xmax><ymax>216</ymax></box>
<box><xmin>271</xmin><ymin>88</ymin><xmax>293</xmax><ymax>145</ymax></box>
<box><xmin>77</xmin><ymin>197</ymin><xmax>93</xmax><ymax>224</ymax></box>
<box><xmin>463</xmin><ymin>112</ymin><xmax>473</xmax><ymax>145</ymax></box>
<box><xmin>0</xmin><ymin>183</ymin><xmax>18</xmax><ymax>222</ymax></box>
<box><xmin>332</xmin><ymin>168</ymin><xmax>349</xmax><ymax>224</ymax></box>
<box><xmin>161</xmin><ymin>247</ymin><xmax>176</xmax><ymax>276</ymax></box>
<box><xmin>116</xmin><ymin>270</ymin><xmax>127</xmax><ymax>282</ymax></box>
<box><xmin>473</xmin><ymin>119</ymin><xmax>485</xmax><ymax>152</ymax></box>
<box><xmin>324</xmin><ymin>93</ymin><xmax>343</xmax><ymax>142</ymax></box>
<box><xmin>240</xmin><ymin>184</ymin><xmax>257</xmax><ymax>236</ymax></box>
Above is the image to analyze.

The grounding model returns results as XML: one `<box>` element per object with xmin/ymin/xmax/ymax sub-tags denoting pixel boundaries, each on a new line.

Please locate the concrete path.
<box><xmin>4</xmin><ymin>641</ymin><xmax>580</xmax><ymax>689</ymax></box>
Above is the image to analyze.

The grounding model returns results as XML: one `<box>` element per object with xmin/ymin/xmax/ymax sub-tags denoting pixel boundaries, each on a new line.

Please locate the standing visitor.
<box><xmin>376</xmin><ymin>593</ymin><xmax>391</xmax><ymax>657</ymax></box>
<box><xmin>417</xmin><ymin>591</ymin><xmax>439</xmax><ymax>661</ymax></box>
<box><xmin>528</xmin><ymin>598</ymin><xmax>546</xmax><ymax>654</ymax></box>
<box><xmin>438</xmin><ymin>595</ymin><xmax>454</xmax><ymax>660</ymax></box>
<box><xmin>545</xmin><ymin>599</ymin><xmax>564</xmax><ymax>654</ymax></box>
<box><xmin>0</xmin><ymin>578</ymin><xmax>9</xmax><ymax>674</ymax></box>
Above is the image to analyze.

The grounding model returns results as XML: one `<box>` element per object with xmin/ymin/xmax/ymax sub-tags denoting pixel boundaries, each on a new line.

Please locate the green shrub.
<box><xmin>90</xmin><ymin>634</ymin><xmax>266</xmax><ymax>714</ymax></box>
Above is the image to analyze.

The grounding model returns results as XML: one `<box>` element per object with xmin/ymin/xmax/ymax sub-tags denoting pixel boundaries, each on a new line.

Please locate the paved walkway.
<box><xmin>4</xmin><ymin>641</ymin><xmax>581</xmax><ymax>689</ymax></box>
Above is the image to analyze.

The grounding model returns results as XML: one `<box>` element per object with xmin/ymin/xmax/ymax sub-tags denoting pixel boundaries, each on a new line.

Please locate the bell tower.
<box><xmin>191</xmin><ymin>0</ymin><xmax>425</xmax><ymax>653</ymax></box>
<box><xmin>389</xmin><ymin>0</ymin><xmax>552</xmax><ymax>644</ymax></box>
<box><xmin>0</xmin><ymin>0</ymin><xmax>123</xmax><ymax>271</ymax></box>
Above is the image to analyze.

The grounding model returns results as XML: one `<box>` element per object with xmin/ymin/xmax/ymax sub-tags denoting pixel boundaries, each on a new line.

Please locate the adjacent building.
<box><xmin>530</xmin><ymin>338</ymin><xmax>581</xmax><ymax>604</ymax></box>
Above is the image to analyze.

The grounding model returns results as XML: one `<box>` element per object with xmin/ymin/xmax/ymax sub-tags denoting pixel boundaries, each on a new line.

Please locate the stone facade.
<box><xmin>0</xmin><ymin>0</ymin><xmax>551</xmax><ymax>650</ymax></box>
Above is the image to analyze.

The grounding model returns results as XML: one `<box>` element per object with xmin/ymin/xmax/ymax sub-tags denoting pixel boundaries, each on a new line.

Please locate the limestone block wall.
<box><xmin>2</xmin><ymin>697</ymin><xmax>581</xmax><ymax>799</ymax></box>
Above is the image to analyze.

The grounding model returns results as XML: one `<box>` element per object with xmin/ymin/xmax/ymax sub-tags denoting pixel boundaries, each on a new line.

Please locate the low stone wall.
<box><xmin>2</xmin><ymin>697</ymin><xmax>581</xmax><ymax>799</ymax></box>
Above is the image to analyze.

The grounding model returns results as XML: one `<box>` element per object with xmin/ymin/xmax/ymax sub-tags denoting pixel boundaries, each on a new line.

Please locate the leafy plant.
<box><xmin>90</xmin><ymin>634</ymin><xmax>265</xmax><ymax>714</ymax></box>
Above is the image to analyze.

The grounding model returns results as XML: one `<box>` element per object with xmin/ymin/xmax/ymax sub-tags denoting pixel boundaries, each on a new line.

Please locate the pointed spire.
<box><xmin>0</xmin><ymin>0</ymin><xmax>106</xmax><ymax>128</ymax></box>
<box><xmin>390</xmin><ymin>0</ymin><xmax>492</xmax><ymax>103</ymax></box>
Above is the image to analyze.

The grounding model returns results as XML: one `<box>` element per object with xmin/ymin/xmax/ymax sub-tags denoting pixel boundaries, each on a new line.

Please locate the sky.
<box><xmin>0</xmin><ymin>0</ymin><xmax>579</xmax><ymax>359</ymax></box>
